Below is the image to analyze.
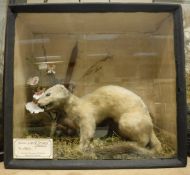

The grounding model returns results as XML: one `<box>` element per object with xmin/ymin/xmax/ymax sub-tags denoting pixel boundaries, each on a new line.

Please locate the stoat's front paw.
<box><xmin>79</xmin><ymin>144</ymin><xmax>96</xmax><ymax>159</ymax></box>
<box><xmin>80</xmin><ymin>143</ymin><xmax>92</xmax><ymax>152</ymax></box>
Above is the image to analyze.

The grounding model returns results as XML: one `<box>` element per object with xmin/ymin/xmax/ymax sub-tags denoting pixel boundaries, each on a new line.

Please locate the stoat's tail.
<box><xmin>95</xmin><ymin>132</ymin><xmax>162</xmax><ymax>157</ymax></box>
<box><xmin>95</xmin><ymin>142</ymin><xmax>154</xmax><ymax>158</ymax></box>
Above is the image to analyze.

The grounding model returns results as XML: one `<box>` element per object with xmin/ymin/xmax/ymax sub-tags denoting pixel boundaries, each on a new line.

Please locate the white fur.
<box><xmin>38</xmin><ymin>84</ymin><xmax>162</xmax><ymax>153</ymax></box>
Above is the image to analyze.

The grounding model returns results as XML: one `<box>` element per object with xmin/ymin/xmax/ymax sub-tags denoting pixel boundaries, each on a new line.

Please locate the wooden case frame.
<box><xmin>4</xmin><ymin>3</ymin><xmax>187</xmax><ymax>169</ymax></box>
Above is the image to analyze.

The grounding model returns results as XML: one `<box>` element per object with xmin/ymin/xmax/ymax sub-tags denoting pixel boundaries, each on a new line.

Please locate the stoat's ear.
<box><xmin>59</xmin><ymin>83</ymin><xmax>74</xmax><ymax>93</ymax></box>
<box><xmin>67</xmin><ymin>84</ymin><xmax>75</xmax><ymax>93</ymax></box>
<box><xmin>59</xmin><ymin>84</ymin><xmax>75</xmax><ymax>93</ymax></box>
<box><xmin>59</xmin><ymin>84</ymin><xmax>71</xmax><ymax>97</ymax></box>
<box><xmin>59</xmin><ymin>84</ymin><xmax>67</xmax><ymax>90</ymax></box>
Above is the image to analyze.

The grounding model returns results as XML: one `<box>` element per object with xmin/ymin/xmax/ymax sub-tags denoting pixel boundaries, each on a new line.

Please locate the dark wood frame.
<box><xmin>187</xmin><ymin>107</ymin><xmax>190</xmax><ymax>156</ymax></box>
<box><xmin>4</xmin><ymin>3</ymin><xmax>187</xmax><ymax>169</ymax></box>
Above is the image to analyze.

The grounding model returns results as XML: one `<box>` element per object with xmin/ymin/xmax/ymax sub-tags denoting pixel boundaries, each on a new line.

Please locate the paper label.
<box><xmin>13</xmin><ymin>138</ymin><xmax>53</xmax><ymax>159</ymax></box>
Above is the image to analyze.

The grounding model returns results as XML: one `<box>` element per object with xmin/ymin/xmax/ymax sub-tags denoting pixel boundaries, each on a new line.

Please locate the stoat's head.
<box><xmin>37</xmin><ymin>84</ymin><xmax>70</xmax><ymax>111</ymax></box>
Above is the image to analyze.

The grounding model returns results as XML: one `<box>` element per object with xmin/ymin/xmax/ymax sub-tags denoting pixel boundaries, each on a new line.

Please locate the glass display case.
<box><xmin>4</xmin><ymin>3</ymin><xmax>186</xmax><ymax>169</ymax></box>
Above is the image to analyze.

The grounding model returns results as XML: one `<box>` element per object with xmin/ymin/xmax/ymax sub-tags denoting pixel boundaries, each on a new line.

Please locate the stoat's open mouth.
<box><xmin>40</xmin><ymin>102</ymin><xmax>53</xmax><ymax>110</ymax></box>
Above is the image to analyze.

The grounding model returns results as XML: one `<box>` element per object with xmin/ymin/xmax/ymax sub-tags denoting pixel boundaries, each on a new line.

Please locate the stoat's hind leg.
<box><xmin>118</xmin><ymin>112</ymin><xmax>152</xmax><ymax>148</ymax></box>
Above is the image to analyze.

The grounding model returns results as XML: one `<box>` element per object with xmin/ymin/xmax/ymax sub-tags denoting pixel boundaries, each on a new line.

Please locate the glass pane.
<box><xmin>13</xmin><ymin>12</ymin><xmax>177</xmax><ymax>160</ymax></box>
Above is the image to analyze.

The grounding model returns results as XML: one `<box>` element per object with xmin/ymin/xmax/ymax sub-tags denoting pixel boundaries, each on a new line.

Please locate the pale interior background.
<box><xmin>13</xmin><ymin>12</ymin><xmax>177</xmax><ymax>150</ymax></box>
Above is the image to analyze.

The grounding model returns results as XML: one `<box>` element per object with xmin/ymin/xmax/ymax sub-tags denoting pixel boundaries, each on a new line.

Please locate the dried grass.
<box><xmin>26</xmin><ymin>128</ymin><xmax>176</xmax><ymax>160</ymax></box>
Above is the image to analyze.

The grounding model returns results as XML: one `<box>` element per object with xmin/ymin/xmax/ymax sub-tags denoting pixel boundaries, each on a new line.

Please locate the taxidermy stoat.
<box><xmin>37</xmin><ymin>84</ymin><xmax>162</xmax><ymax>156</ymax></box>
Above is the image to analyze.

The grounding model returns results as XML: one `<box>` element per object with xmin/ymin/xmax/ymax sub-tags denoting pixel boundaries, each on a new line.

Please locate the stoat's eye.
<box><xmin>46</xmin><ymin>93</ymin><xmax>51</xmax><ymax>97</ymax></box>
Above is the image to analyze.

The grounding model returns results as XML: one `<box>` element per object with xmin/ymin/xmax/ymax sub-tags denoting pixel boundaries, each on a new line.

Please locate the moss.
<box><xmin>155</xmin><ymin>129</ymin><xmax>176</xmax><ymax>158</ymax></box>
